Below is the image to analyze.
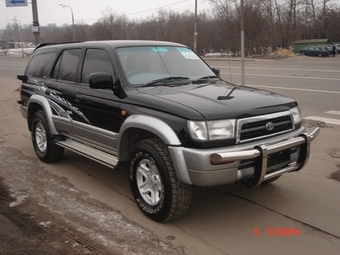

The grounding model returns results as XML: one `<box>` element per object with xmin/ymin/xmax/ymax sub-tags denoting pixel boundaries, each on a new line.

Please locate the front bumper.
<box><xmin>169</xmin><ymin>127</ymin><xmax>320</xmax><ymax>187</ymax></box>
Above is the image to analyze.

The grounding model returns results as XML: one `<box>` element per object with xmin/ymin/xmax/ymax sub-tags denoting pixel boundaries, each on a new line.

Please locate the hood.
<box><xmin>129</xmin><ymin>82</ymin><xmax>297</xmax><ymax>120</ymax></box>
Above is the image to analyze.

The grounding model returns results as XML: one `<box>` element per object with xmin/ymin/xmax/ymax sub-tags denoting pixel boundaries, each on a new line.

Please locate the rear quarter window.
<box><xmin>51</xmin><ymin>49</ymin><xmax>82</xmax><ymax>82</ymax></box>
<box><xmin>25</xmin><ymin>48</ymin><xmax>57</xmax><ymax>78</ymax></box>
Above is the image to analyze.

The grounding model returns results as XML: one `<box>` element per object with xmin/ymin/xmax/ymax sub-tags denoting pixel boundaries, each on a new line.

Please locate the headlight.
<box><xmin>187</xmin><ymin>121</ymin><xmax>208</xmax><ymax>140</ymax></box>
<box><xmin>187</xmin><ymin>120</ymin><xmax>236</xmax><ymax>141</ymax></box>
<box><xmin>290</xmin><ymin>106</ymin><xmax>302</xmax><ymax>125</ymax></box>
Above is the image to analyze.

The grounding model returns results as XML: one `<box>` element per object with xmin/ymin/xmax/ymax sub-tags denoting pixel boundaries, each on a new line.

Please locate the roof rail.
<box><xmin>34</xmin><ymin>41</ymin><xmax>83</xmax><ymax>52</ymax></box>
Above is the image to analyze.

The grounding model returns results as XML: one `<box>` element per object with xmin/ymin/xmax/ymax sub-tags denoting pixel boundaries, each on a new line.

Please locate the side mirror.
<box><xmin>89</xmin><ymin>72</ymin><xmax>127</xmax><ymax>99</ymax></box>
<box><xmin>89</xmin><ymin>72</ymin><xmax>114</xmax><ymax>89</ymax></box>
<box><xmin>211</xmin><ymin>67</ymin><xmax>220</xmax><ymax>77</ymax></box>
<box><xmin>17</xmin><ymin>74</ymin><xmax>28</xmax><ymax>82</ymax></box>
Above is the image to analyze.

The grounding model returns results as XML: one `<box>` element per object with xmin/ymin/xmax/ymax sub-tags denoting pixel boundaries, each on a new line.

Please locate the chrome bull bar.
<box><xmin>210</xmin><ymin>127</ymin><xmax>320</xmax><ymax>188</ymax></box>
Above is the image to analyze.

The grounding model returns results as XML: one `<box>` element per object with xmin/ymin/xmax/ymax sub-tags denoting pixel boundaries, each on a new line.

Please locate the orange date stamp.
<box><xmin>253</xmin><ymin>227</ymin><xmax>300</xmax><ymax>237</ymax></box>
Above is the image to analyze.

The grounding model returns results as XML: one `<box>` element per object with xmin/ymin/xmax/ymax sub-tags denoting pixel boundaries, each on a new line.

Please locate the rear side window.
<box><xmin>52</xmin><ymin>49</ymin><xmax>81</xmax><ymax>82</ymax></box>
<box><xmin>81</xmin><ymin>49</ymin><xmax>114</xmax><ymax>84</ymax></box>
<box><xmin>25</xmin><ymin>48</ymin><xmax>57</xmax><ymax>78</ymax></box>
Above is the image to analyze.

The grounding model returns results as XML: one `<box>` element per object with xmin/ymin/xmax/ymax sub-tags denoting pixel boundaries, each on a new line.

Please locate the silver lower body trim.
<box><xmin>56</xmin><ymin>139</ymin><xmax>118</xmax><ymax>168</ymax></box>
<box><xmin>169</xmin><ymin>127</ymin><xmax>320</xmax><ymax>187</ymax></box>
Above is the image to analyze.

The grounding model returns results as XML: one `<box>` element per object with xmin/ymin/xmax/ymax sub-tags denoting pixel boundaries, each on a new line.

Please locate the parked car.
<box><xmin>299</xmin><ymin>46</ymin><xmax>330</xmax><ymax>57</ymax></box>
<box><xmin>334</xmin><ymin>43</ymin><xmax>340</xmax><ymax>54</ymax></box>
<box><xmin>17</xmin><ymin>40</ymin><xmax>320</xmax><ymax>222</ymax></box>
<box><xmin>325</xmin><ymin>45</ymin><xmax>334</xmax><ymax>54</ymax></box>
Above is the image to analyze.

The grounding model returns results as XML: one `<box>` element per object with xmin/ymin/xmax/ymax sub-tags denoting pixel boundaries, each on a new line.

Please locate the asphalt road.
<box><xmin>206</xmin><ymin>55</ymin><xmax>340</xmax><ymax>125</ymax></box>
<box><xmin>1</xmin><ymin>55</ymin><xmax>340</xmax><ymax>255</ymax></box>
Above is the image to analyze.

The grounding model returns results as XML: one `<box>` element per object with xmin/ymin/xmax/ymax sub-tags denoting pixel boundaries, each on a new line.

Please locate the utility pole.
<box><xmin>240</xmin><ymin>0</ymin><xmax>245</xmax><ymax>86</ymax></box>
<box><xmin>31</xmin><ymin>0</ymin><xmax>40</xmax><ymax>45</ymax></box>
<box><xmin>194</xmin><ymin>0</ymin><xmax>197</xmax><ymax>52</ymax></box>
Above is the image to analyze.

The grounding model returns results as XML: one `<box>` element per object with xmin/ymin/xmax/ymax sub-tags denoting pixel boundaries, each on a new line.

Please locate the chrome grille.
<box><xmin>237</xmin><ymin>111</ymin><xmax>294</xmax><ymax>143</ymax></box>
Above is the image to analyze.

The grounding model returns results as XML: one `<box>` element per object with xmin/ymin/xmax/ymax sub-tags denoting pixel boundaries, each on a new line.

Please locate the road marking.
<box><xmin>242</xmin><ymin>84</ymin><xmax>340</xmax><ymax>94</ymax></box>
<box><xmin>223</xmin><ymin>72</ymin><xmax>340</xmax><ymax>81</ymax></box>
<box><xmin>325</xmin><ymin>110</ymin><xmax>340</xmax><ymax>115</ymax></box>
<box><xmin>304</xmin><ymin>116</ymin><xmax>340</xmax><ymax>125</ymax></box>
<box><xmin>219</xmin><ymin>66</ymin><xmax>340</xmax><ymax>73</ymax></box>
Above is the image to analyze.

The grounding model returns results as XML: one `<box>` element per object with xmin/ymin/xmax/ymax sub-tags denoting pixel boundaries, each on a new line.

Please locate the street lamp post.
<box><xmin>59</xmin><ymin>4</ymin><xmax>76</xmax><ymax>41</ymax></box>
<box><xmin>12</xmin><ymin>19</ymin><xmax>24</xmax><ymax>58</ymax></box>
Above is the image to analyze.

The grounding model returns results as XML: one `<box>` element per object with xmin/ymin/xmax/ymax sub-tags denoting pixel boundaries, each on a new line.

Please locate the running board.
<box><xmin>56</xmin><ymin>139</ymin><xmax>118</xmax><ymax>168</ymax></box>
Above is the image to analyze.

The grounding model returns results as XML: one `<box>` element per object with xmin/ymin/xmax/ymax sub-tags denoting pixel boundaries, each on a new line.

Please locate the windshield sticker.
<box><xmin>177</xmin><ymin>48</ymin><xmax>199</xmax><ymax>59</ymax></box>
<box><xmin>151</xmin><ymin>47</ymin><xmax>168</xmax><ymax>52</ymax></box>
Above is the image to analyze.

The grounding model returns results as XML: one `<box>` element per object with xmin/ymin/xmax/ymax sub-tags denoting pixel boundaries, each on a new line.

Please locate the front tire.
<box><xmin>129</xmin><ymin>138</ymin><xmax>192</xmax><ymax>222</ymax></box>
<box><xmin>31</xmin><ymin>110</ymin><xmax>64</xmax><ymax>163</ymax></box>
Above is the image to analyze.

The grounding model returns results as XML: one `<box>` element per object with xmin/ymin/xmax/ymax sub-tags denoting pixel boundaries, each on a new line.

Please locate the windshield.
<box><xmin>116</xmin><ymin>46</ymin><xmax>217</xmax><ymax>87</ymax></box>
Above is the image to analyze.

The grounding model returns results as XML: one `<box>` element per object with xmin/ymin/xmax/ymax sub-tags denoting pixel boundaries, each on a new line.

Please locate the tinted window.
<box><xmin>25</xmin><ymin>48</ymin><xmax>57</xmax><ymax>78</ymax></box>
<box><xmin>52</xmin><ymin>49</ymin><xmax>81</xmax><ymax>82</ymax></box>
<box><xmin>81</xmin><ymin>49</ymin><xmax>114</xmax><ymax>83</ymax></box>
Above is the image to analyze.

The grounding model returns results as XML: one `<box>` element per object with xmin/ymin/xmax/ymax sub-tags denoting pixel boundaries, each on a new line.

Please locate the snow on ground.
<box><xmin>0</xmin><ymin>48</ymin><xmax>35</xmax><ymax>57</ymax></box>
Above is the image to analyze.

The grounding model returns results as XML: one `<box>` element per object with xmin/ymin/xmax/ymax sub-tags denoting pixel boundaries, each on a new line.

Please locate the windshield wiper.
<box><xmin>143</xmin><ymin>76</ymin><xmax>189</xmax><ymax>87</ymax></box>
<box><xmin>192</xmin><ymin>75</ymin><xmax>219</xmax><ymax>84</ymax></box>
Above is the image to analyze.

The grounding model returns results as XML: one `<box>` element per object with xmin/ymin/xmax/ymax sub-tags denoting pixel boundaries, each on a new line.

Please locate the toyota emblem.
<box><xmin>266</xmin><ymin>122</ymin><xmax>275</xmax><ymax>131</ymax></box>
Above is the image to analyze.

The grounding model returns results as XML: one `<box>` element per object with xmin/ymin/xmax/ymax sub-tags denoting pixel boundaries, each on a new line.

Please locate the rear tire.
<box><xmin>129</xmin><ymin>138</ymin><xmax>192</xmax><ymax>222</ymax></box>
<box><xmin>31</xmin><ymin>110</ymin><xmax>64</xmax><ymax>163</ymax></box>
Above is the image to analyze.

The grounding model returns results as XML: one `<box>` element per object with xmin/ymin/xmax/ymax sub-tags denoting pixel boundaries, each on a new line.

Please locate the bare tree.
<box><xmin>74</xmin><ymin>22</ymin><xmax>90</xmax><ymax>41</ymax></box>
<box><xmin>2</xmin><ymin>0</ymin><xmax>340</xmax><ymax>56</ymax></box>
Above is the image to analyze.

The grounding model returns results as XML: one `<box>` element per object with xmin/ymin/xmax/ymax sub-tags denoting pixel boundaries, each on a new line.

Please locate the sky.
<box><xmin>0</xmin><ymin>0</ymin><xmax>212</xmax><ymax>29</ymax></box>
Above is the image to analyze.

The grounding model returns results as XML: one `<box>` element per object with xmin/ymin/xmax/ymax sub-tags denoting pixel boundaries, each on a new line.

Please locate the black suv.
<box><xmin>17</xmin><ymin>40</ymin><xmax>320</xmax><ymax>222</ymax></box>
